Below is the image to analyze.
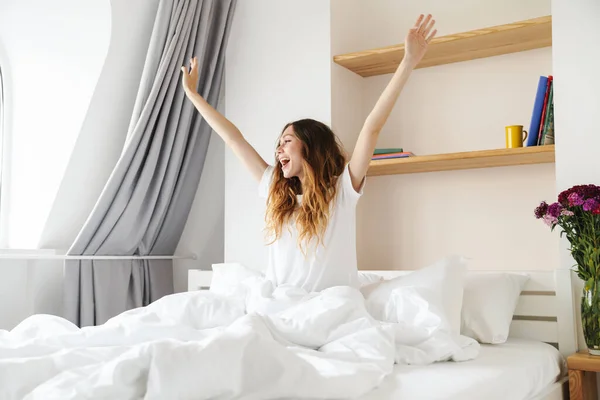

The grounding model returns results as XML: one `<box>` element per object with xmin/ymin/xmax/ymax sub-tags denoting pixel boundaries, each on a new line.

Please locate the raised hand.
<box><xmin>181</xmin><ymin>56</ymin><xmax>199</xmax><ymax>95</ymax></box>
<box><xmin>404</xmin><ymin>14</ymin><xmax>437</xmax><ymax>67</ymax></box>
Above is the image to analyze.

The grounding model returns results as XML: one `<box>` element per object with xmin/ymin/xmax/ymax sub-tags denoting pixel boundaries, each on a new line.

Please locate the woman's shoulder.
<box><xmin>337</xmin><ymin>163</ymin><xmax>365</xmax><ymax>201</ymax></box>
<box><xmin>258</xmin><ymin>164</ymin><xmax>275</xmax><ymax>198</ymax></box>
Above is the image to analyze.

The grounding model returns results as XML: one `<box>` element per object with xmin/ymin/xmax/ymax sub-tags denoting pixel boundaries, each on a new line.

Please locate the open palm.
<box><xmin>404</xmin><ymin>14</ymin><xmax>437</xmax><ymax>66</ymax></box>
<box><xmin>181</xmin><ymin>56</ymin><xmax>199</xmax><ymax>94</ymax></box>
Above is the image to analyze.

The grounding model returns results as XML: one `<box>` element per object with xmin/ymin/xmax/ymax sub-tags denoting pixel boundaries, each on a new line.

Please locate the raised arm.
<box><xmin>348</xmin><ymin>14</ymin><xmax>437</xmax><ymax>191</ymax></box>
<box><xmin>181</xmin><ymin>57</ymin><xmax>268</xmax><ymax>182</ymax></box>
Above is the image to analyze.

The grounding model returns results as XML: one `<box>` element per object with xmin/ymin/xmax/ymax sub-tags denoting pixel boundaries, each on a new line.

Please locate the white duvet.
<box><xmin>0</xmin><ymin>277</ymin><xmax>479</xmax><ymax>399</ymax></box>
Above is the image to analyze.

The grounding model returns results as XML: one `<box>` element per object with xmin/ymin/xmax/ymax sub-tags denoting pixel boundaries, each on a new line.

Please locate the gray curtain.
<box><xmin>64</xmin><ymin>0</ymin><xmax>237</xmax><ymax>327</ymax></box>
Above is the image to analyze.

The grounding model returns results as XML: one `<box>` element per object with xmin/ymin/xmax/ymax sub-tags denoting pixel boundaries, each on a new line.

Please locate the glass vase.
<box><xmin>582</xmin><ymin>279</ymin><xmax>600</xmax><ymax>355</ymax></box>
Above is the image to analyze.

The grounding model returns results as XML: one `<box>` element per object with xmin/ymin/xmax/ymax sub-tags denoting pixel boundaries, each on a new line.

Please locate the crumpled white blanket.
<box><xmin>0</xmin><ymin>277</ymin><xmax>479</xmax><ymax>399</ymax></box>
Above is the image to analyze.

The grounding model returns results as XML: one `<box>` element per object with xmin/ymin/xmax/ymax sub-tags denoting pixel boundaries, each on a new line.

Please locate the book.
<box><xmin>540</xmin><ymin>81</ymin><xmax>554</xmax><ymax>145</ymax></box>
<box><xmin>543</xmin><ymin>102</ymin><xmax>554</xmax><ymax>145</ymax></box>
<box><xmin>526</xmin><ymin>75</ymin><xmax>548</xmax><ymax>147</ymax></box>
<box><xmin>536</xmin><ymin>76</ymin><xmax>553</xmax><ymax>145</ymax></box>
<box><xmin>373</xmin><ymin>148</ymin><xmax>403</xmax><ymax>155</ymax></box>
<box><xmin>372</xmin><ymin>152</ymin><xmax>414</xmax><ymax>160</ymax></box>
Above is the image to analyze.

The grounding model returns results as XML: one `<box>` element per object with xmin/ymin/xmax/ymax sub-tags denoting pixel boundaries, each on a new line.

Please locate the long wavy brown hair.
<box><xmin>264</xmin><ymin>119</ymin><xmax>346</xmax><ymax>251</ymax></box>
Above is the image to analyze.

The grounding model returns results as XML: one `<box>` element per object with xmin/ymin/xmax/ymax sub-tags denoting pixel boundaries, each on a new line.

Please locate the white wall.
<box><xmin>552</xmin><ymin>0</ymin><xmax>600</xmax><ymax>352</ymax></box>
<box><xmin>346</xmin><ymin>0</ymin><xmax>559</xmax><ymax>272</ymax></box>
<box><xmin>330</xmin><ymin>0</ymin><xmax>365</xmax><ymax>154</ymax></box>
<box><xmin>224</xmin><ymin>0</ymin><xmax>332</xmax><ymax>271</ymax></box>
<box><xmin>174</xmin><ymin>133</ymin><xmax>224</xmax><ymax>292</ymax></box>
<box><xmin>0</xmin><ymin>250</ymin><xmax>63</xmax><ymax>330</ymax></box>
<box><xmin>357</xmin><ymin>0</ymin><xmax>551</xmax><ymax>51</ymax></box>
<box><xmin>174</xmin><ymin>86</ymin><xmax>225</xmax><ymax>292</ymax></box>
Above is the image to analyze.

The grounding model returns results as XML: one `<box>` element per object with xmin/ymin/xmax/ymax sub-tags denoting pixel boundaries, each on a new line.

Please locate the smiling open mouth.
<box><xmin>280</xmin><ymin>158</ymin><xmax>290</xmax><ymax>169</ymax></box>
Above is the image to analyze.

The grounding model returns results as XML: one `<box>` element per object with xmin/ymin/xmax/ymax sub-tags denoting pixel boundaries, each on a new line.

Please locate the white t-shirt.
<box><xmin>258</xmin><ymin>163</ymin><xmax>364</xmax><ymax>292</ymax></box>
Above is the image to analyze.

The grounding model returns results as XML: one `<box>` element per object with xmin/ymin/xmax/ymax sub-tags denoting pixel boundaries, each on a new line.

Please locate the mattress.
<box><xmin>358</xmin><ymin>338</ymin><xmax>566</xmax><ymax>400</ymax></box>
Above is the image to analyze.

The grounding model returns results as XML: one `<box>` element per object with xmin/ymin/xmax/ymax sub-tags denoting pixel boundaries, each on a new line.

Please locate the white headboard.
<box><xmin>188</xmin><ymin>268</ymin><xmax>577</xmax><ymax>357</ymax></box>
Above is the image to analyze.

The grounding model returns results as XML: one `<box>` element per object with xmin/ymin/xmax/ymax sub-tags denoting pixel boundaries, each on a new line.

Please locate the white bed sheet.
<box><xmin>359</xmin><ymin>338</ymin><xmax>566</xmax><ymax>400</ymax></box>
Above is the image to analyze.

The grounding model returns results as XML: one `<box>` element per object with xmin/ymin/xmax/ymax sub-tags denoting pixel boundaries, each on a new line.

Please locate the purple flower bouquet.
<box><xmin>535</xmin><ymin>184</ymin><xmax>600</xmax><ymax>354</ymax></box>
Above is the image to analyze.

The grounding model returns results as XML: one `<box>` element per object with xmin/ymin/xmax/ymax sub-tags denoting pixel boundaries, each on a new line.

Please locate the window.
<box><xmin>0</xmin><ymin>3</ymin><xmax>111</xmax><ymax>249</ymax></box>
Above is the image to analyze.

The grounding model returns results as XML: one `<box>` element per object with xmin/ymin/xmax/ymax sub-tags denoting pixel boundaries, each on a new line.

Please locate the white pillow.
<box><xmin>361</xmin><ymin>255</ymin><xmax>467</xmax><ymax>335</ymax></box>
<box><xmin>209</xmin><ymin>263</ymin><xmax>263</xmax><ymax>296</ymax></box>
<box><xmin>358</xmin><ymin>271</ymin><xmax>384</xmax><ymax>287</ymax></box>
<box><xmin>460</xmin><ymin>272</ymin><xmax>529</xmax><ymax>344</ymax></box>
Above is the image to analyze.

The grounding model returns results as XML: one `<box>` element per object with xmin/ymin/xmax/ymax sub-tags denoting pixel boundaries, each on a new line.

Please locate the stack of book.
<box><xmin>372</xmin><ymin>148</ymin><xmax>414</xmax><ymax>160</ymax></box>
<box><xmin>526</xmin><ymin>75</ymin><xmax>554</xmax><ymax>146</ymax></box>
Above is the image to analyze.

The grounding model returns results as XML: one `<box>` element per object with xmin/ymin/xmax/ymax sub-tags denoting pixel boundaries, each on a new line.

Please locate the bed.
<box><xmin>358</xmin><ymin>338</ymin><xmax>565</xmax><ymax>400</ymax></box>
<box><xmin>188</xmin><ymin>266</ymin><xmax>576</xmax><ymax>400</ymax></box>
<box><xmin>0</xmin><ymin>261</ymin><xmax>574</xmax><ymax>398</ymax></box>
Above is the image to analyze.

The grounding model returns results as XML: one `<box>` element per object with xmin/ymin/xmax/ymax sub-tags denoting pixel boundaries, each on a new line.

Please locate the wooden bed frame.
<box><xmin>188</xmin><ymin>267</ymin><xmax>578</xmax><ymax>400</ymax></box>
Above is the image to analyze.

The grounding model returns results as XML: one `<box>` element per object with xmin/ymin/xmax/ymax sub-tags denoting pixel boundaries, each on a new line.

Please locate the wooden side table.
<box><xmin>567</xmin><ymin>351</ymin><xmax>600</xmax><ymax>400</ymax></box>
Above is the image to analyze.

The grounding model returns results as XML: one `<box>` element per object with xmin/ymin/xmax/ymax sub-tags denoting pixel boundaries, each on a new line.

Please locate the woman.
<box><xmin>181</xmin><ymin>14</ymin><xmax>437</xmax><ymax>293</ymax></box>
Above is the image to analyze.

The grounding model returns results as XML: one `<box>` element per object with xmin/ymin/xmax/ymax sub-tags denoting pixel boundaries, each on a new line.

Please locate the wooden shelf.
<box><xmin>334</xmin><ymin>16</ymin><xmax>552</xmax><ymax>77</ymax></box>
<box><xmin>367</xmin><ymin>145</ymin><xmax>555</xmax><ymax>176</ymax></box>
